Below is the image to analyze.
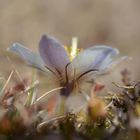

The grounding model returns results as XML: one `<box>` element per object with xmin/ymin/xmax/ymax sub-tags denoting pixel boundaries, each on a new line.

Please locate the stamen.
<box><xmin>55</xmin><ymin>67</ymin><xmax>62</xmax><ymax>76</ymax></box>
<box><xmin>77</xmin><ymin>69</ymin><xmax>98</xmax><ymax>81</ymax></box>
<box><xmin>65</xmin><ymin>62</ymin><xmax>71</xmax><ymax>83</ymax></box>
<box><xmin>45</xmin><ymin>65</ymin><xmax>59</xmax><ymax>78</ymax></box>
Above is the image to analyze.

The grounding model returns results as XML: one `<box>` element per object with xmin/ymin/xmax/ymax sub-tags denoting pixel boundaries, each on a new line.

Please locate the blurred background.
<box><xmin>0</xmin><ymin>0</ymin><xmax>140</xmax><ymax>91</ymax></box>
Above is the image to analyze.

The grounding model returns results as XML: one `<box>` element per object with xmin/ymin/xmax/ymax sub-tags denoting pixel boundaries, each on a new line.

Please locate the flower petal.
<box><xmin>7</xmin><ymin>43</ymin><xmax>47</xmax><ymax>72</ymax></box>
<box><xmin>39</xmin><ymin>34</ymin><xmax>70</xmax><ymax>74</ymax></box>
<box><xmin>98</xmin><ymin>56</ymin><xmax>128</xmax><ymax>75</ymax></box>
<box><xmin>88</xmin><ymin>46</ymin><xmax>119</xmax><ymax>70</ymax></box>
<box><xmin>70</xmin><ymin>45</ymin><xmax>119</xmax><ymax>78</ymax></box>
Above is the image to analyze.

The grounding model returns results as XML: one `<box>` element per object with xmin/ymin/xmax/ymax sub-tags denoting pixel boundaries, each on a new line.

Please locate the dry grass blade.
<box><xmin>17</xmin><ymin>80</ymin><xmax>39</xmax><ymax>105</ymax></box>
<box><xmin>112</xmin><ymin>82</ymin><xmax>134</xmax><ymax>89</ymax></box>
<box><xmin>0</xmin><ymin>70</ymin><xmax>14</xmax><ymax>97</ymax></box>
<box><xmin>7</xmin><ymin>56</ymin><xmax>24</xmax><ymax>82</ymax></box>
<box><xmin>37</xmin><ymin>115</ymin><xmax>66</xmax><ymax>132</ymax></box>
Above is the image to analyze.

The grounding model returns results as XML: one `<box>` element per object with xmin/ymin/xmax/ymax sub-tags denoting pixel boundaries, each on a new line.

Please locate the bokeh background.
<box><xmin>0</xmin><ymin>0</ymin><xmax>140</xmax><ymax>91</ymax></box>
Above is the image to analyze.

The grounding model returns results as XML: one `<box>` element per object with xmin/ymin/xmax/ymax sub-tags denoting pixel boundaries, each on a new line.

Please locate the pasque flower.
<box><xmin>8</xmin><ymin>34</ymin><xmax>125</xmax><ymax>97</ymax></box>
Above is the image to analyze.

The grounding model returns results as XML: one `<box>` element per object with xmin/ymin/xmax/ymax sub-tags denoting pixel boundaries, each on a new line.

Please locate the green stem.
<box><xmin>59</xmin><ymin>96</ymin><xmax>66</xmax><ymax>115</ymax></box>
<box><xmin>26</xmin><ymin>69</ymin><xmax>36</xmax><ymax>107</ymax></box>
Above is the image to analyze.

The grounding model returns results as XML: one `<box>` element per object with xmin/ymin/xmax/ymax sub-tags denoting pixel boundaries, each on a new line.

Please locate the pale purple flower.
<box><xmin>8</xmin><ymin>34</ymin><xmax>126</xmax><ymax>97</ymax></box>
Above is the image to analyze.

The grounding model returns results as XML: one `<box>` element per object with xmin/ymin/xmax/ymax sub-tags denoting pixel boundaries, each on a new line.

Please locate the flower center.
<box><xmin>60</xmin><ymin>81</ymin><xmax>75</xmax><ymax>97</ymax></box>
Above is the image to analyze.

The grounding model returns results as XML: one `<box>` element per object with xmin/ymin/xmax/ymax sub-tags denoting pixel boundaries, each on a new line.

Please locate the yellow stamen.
<box><xmin>64</xmin><ymin>37</ymin><xmax>82</xmax><ymax>61</ymax></box>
